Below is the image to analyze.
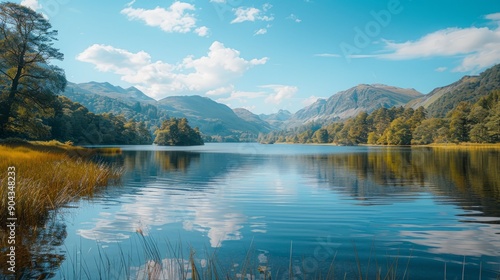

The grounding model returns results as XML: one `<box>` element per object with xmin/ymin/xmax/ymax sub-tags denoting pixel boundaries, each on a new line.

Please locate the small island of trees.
<box><xmin>154</xmin><ymin>117</ymin><xmax>204</xmax><ymax>146</ymax></box>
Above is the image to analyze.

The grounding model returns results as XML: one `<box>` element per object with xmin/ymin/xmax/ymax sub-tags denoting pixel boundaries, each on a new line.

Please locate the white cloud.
<box><xmin>206</xmin><ymin>85</ymin><xmax>235</xmax><ymax>96</ymax></box>
<box><xmin>121</xmin><ymin>1</ymin><xmax>209</xmax><ymax>36</ymax></box>
<box><xmin>350</xmin><ymin>13</ymin><xmax>500</xmax><ymax>72</ymax></box>
<box><xmin>382</xmin><ymin>27</ymin><xmax>499</xmax><ymax>60</ymax></box>
<box><xmin>485</xmin><ymin>12</ymin><xmax>500</xmax><ymax>21</ymax></box>
<box><xmin>302</xmin><ymin>95</ymin><xmax>323</xmax><ymax>107</ymax></box>
<box><xmin>20</xmin><ymin>0</ymin><xmax>41</xmax><ymax>10</ymax></box>
<box><xmin>231</xmin><ymin>5</ymin><xmax>274</xmax><ymax>24</ymax></box>
<box><xmin>262</xmin><ymin>85</ymin><xmax>298</xmax><ymax>104</ymax></box>
<box><xmin>216</xmin><ymin>90</ymin><xmax>266</xmax><ymax>105</ymax></box>
<box><xmin>314</xmin><ymin>53</ymin><xmax>341</xmax><ymax>58</ymax></box>
<box><xmin>195</xmin><ymin>26</ymin><xmax>209</xmax><ymax>37</ymax></box>
<box><xmin>210</xmin><ymin>0</ymin><xmax>226</xmax><ymax>2</ymax></box>
<box><xmin>254</xmin><ymin>28</ymin><xmax>267</xmax><ymax>35</ymax></box>
<box><xmin>77</xmin><ymin>41</ymin><xmax>268</xmax><ymax>99</ymax></box>
<box><xmin>214</xmin><ymin>85</ymin><xmax>298</xmax><ymax>106</ymax></box>
<box><xmin>125</xmin><ymin>0</ymin><xmax>136</xmax><ymax>7</ymax></box>
<box><xmin>76</xmin><ymin>44</ymin><xmax>152</xmax><ymax>75</ymax></box>
<box><xmin>287</xmin><ymin>14</ymin><xmax>302</xmax><ymax>23</ymax></box>
<box><xmin>435</xmin><ymin>67</ymin><xmax>447</xmax><ymax>72</ymax></box>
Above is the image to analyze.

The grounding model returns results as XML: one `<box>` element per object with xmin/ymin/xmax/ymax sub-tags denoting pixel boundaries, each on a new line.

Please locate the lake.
<box><xmin>9</xmin><ymin>143</ymin><xmax>500</xmax><ymax>279</ymax></box>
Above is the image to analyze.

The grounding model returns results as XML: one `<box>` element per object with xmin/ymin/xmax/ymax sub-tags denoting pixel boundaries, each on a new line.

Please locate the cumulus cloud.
<box><xmin>350</xmin><ymin>13</ymin><xmax>500</xmax><ymax>72</ymax></box>
<box><xmin>76</xmin><ymin>41</ymin><xmax>268</xmax><ymax>99</ymax></box>
<box><xmin>231</xmin><ymin>5</ymin><xmax>274</xmax><ymax>24</ymax></box>
<box><xmin>121</xmin><ymin>1</ymin><xmax>209</xmax><ymax>36</ymax></box>
<box><xmin>435</xmin><ymin>67</ymin><xmax>447</xmax><ymax>72</ymax></box>
<box><xmin>262</xmin><ymin>85</ymin><xmax>298</xmax><ymax>104</ymax></box>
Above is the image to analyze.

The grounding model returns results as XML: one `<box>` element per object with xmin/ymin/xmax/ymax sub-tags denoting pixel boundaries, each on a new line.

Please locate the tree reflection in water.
<box><xmin>0</xmin><ymin>212</ymin><xmax>67</xmax><ymax>279</ymax></box>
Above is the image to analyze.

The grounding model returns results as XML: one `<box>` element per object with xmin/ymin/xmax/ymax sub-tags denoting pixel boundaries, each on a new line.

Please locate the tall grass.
<box><xmin>0</xmin><ymin>139</ymin><xmax>122</xmax><ymax>226</ymax></box>
<box><xmin>61</xmin><ymin>234</ymin><xmax>499</xmax><ymax>280</ymax></box>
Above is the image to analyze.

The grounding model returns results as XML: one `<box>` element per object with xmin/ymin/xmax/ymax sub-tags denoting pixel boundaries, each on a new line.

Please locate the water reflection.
<box><xmin>0</xmin><ymin>215</ymin><xmax>67</xmax><ymax>279</ymax></box>
<box><xmin>15</xmin><ymin>145</ymin><xmax>500</xmax><ymax>279</ymax></box>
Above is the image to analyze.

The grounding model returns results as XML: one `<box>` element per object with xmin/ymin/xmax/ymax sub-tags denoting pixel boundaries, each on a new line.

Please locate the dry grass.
<box><xmin>0</xmin><ymin>139</ymin><xmax>122</xmax><ymax>226</ymax></box>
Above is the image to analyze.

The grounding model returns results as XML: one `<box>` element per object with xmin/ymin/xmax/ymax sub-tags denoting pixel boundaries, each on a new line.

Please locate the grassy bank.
<box><xmin>0</xmin><ymin>139</ymin><xmax>122</xmax><ymax>226</ymax></box>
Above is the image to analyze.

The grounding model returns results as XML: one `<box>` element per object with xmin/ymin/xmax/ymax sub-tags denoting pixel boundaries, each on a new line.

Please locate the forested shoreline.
<box><xmin>259</xmin><ymin>90</ymin><xmax>500</xmax><ymax>145</ymax></box>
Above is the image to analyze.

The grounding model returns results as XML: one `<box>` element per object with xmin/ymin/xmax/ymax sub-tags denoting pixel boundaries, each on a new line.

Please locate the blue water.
<box><xmin>50</xmin><ymin>143</ymin><xmax>500</xmax><ymax>279</ymax></box>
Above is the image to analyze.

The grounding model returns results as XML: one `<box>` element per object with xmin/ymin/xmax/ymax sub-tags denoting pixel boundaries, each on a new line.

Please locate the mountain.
<box><xmin>62</xmin><ymin>82</ymin><xmax>272</xmax><ymax>140</ymax></box>
<box><xmin>68</xmin><ymin>82</ymin><xmax>156</xmax><ymax>105</ymax></box>
<box><xmin>62</xmin><ymin>82</ymin><xmax>167</xmax><ymax>123</ymax></box>
<box><xmin>407</xmin><ymin>64</ymin><xmax>500</xmax><ymax>117</ymax></box>
<box><xmin>259</xmin><ymin>109</ymin><xmax>292</xmax><ymax>129</ymax></box>
<box><xmin>157</xmin><ymin>96</ymin><xmax>271</xmax><ymax>137</ymax></box>
<box><xmin>233</xmin><ymin>108</ymin><xmax>273</xmax><ymax>132</ymax></box>
<box><xmin>289</xmin><ymin>84</ymin><xmax>422</xmax><ymax>126</ymax></box>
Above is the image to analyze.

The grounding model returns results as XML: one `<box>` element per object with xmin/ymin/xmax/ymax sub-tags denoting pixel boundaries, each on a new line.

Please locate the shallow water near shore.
<box><xmin>7</xmin><ymin>143</ymin><xmax>500</xmax><ymax>279</ymax></box>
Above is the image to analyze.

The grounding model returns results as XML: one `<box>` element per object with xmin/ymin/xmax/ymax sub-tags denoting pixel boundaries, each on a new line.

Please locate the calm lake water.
<box><xmin>9</xmin><ymin>144</ymin><xmax>500</xmax><ymax>279</ymax></box>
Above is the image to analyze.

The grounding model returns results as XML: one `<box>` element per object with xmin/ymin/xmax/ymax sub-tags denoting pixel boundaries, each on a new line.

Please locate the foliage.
<box><xmin>154</xmin><ymin>117</ymin><xmax>204</xmax><ymax>146</ymax></box>
<box><xmin>0</xmin><ymin>2</ymin><xmax>66</xmax><ymax>138</ymax></box>
<box><xmin>426</xmin><ymin>65</ymin><xmax>500</xmax><ymax>118</ymax></box>
<box><xmin>259</xmin><ymin>89</ymin><xmax>500</xmax><ymax>145</ymax></box>
<box><xmin>50</xmin><ymin>96</ymin><xmax>152</xmax><ymax>145</ymax></box>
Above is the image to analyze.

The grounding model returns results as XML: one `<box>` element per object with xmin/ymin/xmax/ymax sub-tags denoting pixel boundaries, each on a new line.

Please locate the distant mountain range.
<box><xmin>288</xmin><ymin>84</ymin><xmax>423</xmax><ymax>127</ymax></box>
<box><xmin>61</xmin><ymin>64</ymin><xmax>500</xmax><ymax>140</ymax></box>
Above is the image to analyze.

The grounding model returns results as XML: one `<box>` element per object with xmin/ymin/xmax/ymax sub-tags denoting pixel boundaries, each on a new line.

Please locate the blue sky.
<box><xmin>17</xmin><ymin>0</ymin><xmax>500</xmax><ymax>114</ymax></box>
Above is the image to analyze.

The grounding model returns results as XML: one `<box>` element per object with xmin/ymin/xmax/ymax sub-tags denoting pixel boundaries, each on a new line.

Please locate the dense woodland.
<box><xmin>259</xmin><ymin>90</ymin><xmax>500</xmax><ymax>145</ymax></box>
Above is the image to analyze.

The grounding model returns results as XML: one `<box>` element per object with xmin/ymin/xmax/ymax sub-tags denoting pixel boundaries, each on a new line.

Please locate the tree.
<box><xmin>313</xmin><ymin>128</ymin><xmax>328</xmax><ymax>143</ymax></box>
<box><xmin>384</xmin><ymin>117</ymin><xmax>412</xmax><ymax>145</ymax></box>
<box><xmin>154</xmin><ymin>118</ymin><xmax>204</xmax><ymax>146</ymax></box>
<box><xmin>348</xmin><ymin>111</ymin><xmax>369</xmax><ymax>144</ymax></box>
<box><xmin>485</xmin><ymin>102</ymin><xmax>500</xmax><ymax>142</ymax></box>
<box><xmin>0</xmin><ymin>2</ymin><xmax>66</xmax><ymax>138</ymax></box>
<box><xmin>412</xmin><ymin>118</ymin><xmax>448</xmax><ymax>145</ymax></box>
<box><xmin>448</xmin><ymin>102</ymin><xmax>471</xmax><ymax>143</ymax></box>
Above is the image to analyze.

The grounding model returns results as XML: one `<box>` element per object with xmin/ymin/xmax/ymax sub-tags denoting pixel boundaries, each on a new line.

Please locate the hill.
<box><xmin>62</xmin><ymin>83</ymin><xmax>272</xmax><ymax>141</ymax></box>
<box><xmin>259</xmin><ymin>109</ymin><xmax>292</xmax><ymax>129</ymax></box>
<box><xmin>289</xmin><ymin>84</ymin><xmax>422</xmax><ymax>126</ymax></box>
<box><xmin>407</xmin><ymin>64</ymin><xmax>500</xmax><ymax>117</ymax></box>
<box><xmin>157</xmin><ymin>95</ymin><xmax>271</xmax><ymax>139</ymax></box>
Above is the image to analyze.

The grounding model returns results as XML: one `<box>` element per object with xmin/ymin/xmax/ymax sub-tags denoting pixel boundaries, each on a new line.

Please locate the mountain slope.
<box><xmin>290</xmin><ymin>84</ymin><xmax>422</xmax><ymax>126</ymax></box>
<box><xmin>259</xmin><ymin>109</ymin><xmax>292</xmax><ymax>129</ymax></box>
<box><xmin>63</xmin><ymin>82</ymin><xmax>166</xmax><ymax>123</ymax></box>
<box><xmin>407</xmin><ymin>64</ymin><xmax>500</xmax><ymax>117</ymax></box>
<box><xmin>233</xmin><ymin>108</ymin><xmax>273</xmax><ymax>132</ymax></box>
<box><xmin>157</xmin><ymin>96</ymin><xmax>270</xmax><ymax>136</ymax></box>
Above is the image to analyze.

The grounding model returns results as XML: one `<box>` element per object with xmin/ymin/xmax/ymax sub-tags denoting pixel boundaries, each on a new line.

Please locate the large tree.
<box><xmin>0</xmin><ymin>2</ymin><xmax>66</xmax><ymax>138</ymax></box>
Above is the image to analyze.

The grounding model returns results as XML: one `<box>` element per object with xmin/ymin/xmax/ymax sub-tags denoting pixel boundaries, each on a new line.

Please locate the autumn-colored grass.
<box><xmin>0</xmin><ymin>139</ymin><xmax>122</xmax><ymax>226</ymax></box>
